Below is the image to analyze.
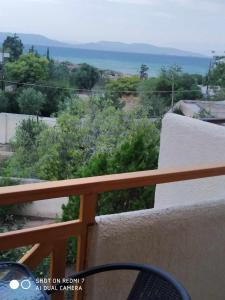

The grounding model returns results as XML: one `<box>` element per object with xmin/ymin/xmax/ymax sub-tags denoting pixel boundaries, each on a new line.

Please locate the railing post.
<box><xmin>50</xmin><ymin>239</ymin><xmax>67</xmax><ymax>300</ymax></box>
<box><xmin>75</xmin><ymin>193</ymin><xmax>97</xmax><ymax>300</ymax></box>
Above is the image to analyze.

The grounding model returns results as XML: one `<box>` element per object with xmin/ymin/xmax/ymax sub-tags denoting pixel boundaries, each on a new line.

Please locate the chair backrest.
<box><xmin>49</xmin><ymin>263</ymin><xmax>191</xmax><ymax>300</ymax></box>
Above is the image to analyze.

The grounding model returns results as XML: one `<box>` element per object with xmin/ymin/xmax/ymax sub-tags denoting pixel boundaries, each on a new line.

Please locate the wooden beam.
<box><xmin>19</xmin><ymin>243</ymin><xmax>52</xmax><ymax>270</ymax></box>
<box><xmin>76</xmin><ymin>194</ymin><xmax>97</xmax><ymax>272</ymax></box>
<box><xmin>1</xmin><ymin>164</ymin><xmax>225</xmax><ymax>206</ymax></box>
<box><xmin>79</xmin><ymin>193</ymin><xmax>97</xmax><ymax>225</ymax></box>
<box><xmin>50</xmin><ymin>239</ymin><xmax>67</xmax><ymax>300</ymax></box>
<box><xmin>75</xmin><ymin>193</ymin><xmax>98</xmax><ymax>300</ymax></box>
<box><xmin>0</xmin><ymin>220</ymin><xmax>82</xmax><ymax>250</ymax></box>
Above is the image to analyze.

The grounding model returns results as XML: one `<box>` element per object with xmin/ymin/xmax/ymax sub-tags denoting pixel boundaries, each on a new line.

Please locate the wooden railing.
<box><xmin>1</xmin><ymin>164</ymin><xmax>225</xmax><ymax>300</ymax></box>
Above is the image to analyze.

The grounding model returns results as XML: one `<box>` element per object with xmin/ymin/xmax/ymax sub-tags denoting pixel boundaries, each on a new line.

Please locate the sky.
<box><xmin>0</xmin><ymin>0</ymin><xmax>225</xmax><ymax>55</ymax></box>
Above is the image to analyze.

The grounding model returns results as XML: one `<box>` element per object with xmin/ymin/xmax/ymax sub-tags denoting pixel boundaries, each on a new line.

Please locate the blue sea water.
<box><xmin>25</xmin><ymin>45</ymin><xmax>210</xmax><ymax>76</ymax></box>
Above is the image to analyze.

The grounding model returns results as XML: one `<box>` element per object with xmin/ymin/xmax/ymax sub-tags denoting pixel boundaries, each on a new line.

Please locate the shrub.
<box><xmin>0</xmin><ymin>177</ymin><xmax>20</xmax><ymax>222</ymax></box>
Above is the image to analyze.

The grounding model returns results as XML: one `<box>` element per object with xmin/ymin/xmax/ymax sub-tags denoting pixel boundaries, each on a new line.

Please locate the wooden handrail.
<box><xmin>0</xmin><ymin>220</ymin><xmax>82</xmax><ymax>250</ymax></box>
<box><xmin>1</xmin><ymin>164</ymin><xmax>225</xmax><ymax>300</ymax></box>
<box><xmin>1</xmin><ymin>164</ymin><xmax>225</xmax><ymax>206</ymax></box>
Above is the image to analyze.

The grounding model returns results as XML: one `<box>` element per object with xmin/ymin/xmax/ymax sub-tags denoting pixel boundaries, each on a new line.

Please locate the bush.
<box><xmin>0</xmin><ymin>177</ymin><xmax>20</xmax><ymax>222</ymax></box>
<box><xmin>63</xmin><ymin>121</ymin><xmax>159</xmax><ymax>218</ymax></box>
<box><xmin>17</xmin><ymin>88</ymin><xmax>46</xmax><ymax>116</ymax></box>
<box><xmin>3</xmin><ymin>119</ymin><xmax>47</xmax><ymax>178</ymax></box>
<box><xmin>0</xmin><ymin>91</ymin><xmax>9</xmax><ymax>112</ymax></box>
<box><xmin>70</xmin><ymin>63</ymin><xmax>100</xmax><ymax>90</ymax></box>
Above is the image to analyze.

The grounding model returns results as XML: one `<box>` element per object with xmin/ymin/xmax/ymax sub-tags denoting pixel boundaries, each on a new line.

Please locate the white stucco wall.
<box><xmin>0</xmin><ymin>113</ymin><xmax>56</xmax><ymax>144</ymax></box>
<box><xmin>10</xmin><ymin>179</ymin><xmax>68</xmax><ymax>218</ymax></box>
<box><xmin>19</xmin><ymin>197</ymin><xmax>68</xmax><ymax>218</ymax></box>
<box><xmin>155</xmin><ymin>113</ymin><xmax>225</xmax><ymax>208</ymax></box>
<box><xmin>86</xmin><ymin>199</ymin><xmax>225</xmax><ymax>300</ymax></box>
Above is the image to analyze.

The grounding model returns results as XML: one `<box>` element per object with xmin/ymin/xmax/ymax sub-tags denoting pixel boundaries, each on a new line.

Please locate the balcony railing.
<box><xmin>1</xmin><ymin>164</ymin><xmax>225</xmax><ymax>300</ymax></box>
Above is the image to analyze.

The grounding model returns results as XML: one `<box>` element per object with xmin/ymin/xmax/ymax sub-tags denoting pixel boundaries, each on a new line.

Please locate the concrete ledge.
<box><xmin>86</xmin><ymin>199</ymin><xmax>225</xmax><ymax>300</ymax></box>
<box><xmin>155</xmin><ymin>113</ymin><xmax>225</xmax><ymax>208</ymax></box>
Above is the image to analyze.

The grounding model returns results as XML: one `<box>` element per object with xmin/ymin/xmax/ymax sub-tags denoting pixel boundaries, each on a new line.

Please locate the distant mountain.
<box><xmin>0</xmin><ymin>32</ymin><xmax>203</xmax><ymax>57</ymax></box>
<box><xmin>74</xmin><ymin>41</ymin><xmax>204</xmax><ymax>57</ymax></box>
<box><xmin>0</xmin><ymin>32</ymin><xmax>70</xmax><ymax>48</ymax></box>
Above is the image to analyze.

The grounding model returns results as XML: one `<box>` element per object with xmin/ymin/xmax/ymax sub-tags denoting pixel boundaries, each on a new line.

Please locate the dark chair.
<box><xmin>0</xmin><ymin>262</ymin><xmax>191</xmax><ymax>299</ymax></box>
<box><xmin>0</xmin><ymin>262</ymin><xmax>49</xmax><ymax>300</ymax></box>
<box><xmin>49</xmin><ymin>263</ymin><xmax>191</xmax><ymax>300</ymax></box>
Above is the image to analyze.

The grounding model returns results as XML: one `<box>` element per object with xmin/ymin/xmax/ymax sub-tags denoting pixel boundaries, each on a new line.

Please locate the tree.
<box><xmin>5</xmin><ymin>53</ymin><xmax>49</xmax><ymax>83</ymax></box>
<box><xmin>139</xmin><ymin>64</ymin><xmax>149</xmax><ymax>80</ymax></box>
<box><xmin>46</xmin><ymin>48</ymin><xmax>50</xmax><ymax>61</ymax></box>
<box><xmin>3</xmin><ymin>119</ymin><xmax>47</xmax><ymax>178</ymax></box>
<box><xmin>16</xmin><ymin>88</ymin><xmax>46</xmax><ymax>116</ymax></box>
<box><xmin>70</xmin><ymin>63</ymin><xmax>100</xmax><ymax>90</ymax></box>
<box><xmin>2</xmin><ymin>97</ymin><xmax>160</xmax><ymax>263</ymax></box>
<box><xmin>209</xmin><ymin>61</ymin><xmax>225</xmax><ymax>87</ymax></box>
<box><xmin>0</xmin><ymin>90</ymin><xmax>9</xmax><ymax>112</ymax></box>
<box><xmin>138</xmin><ymin>65</ymin><xmax>203</xmax><ymax>116</ymax></box>
<box><xmin>3</xmin><ymin>34</ymin><xmax>23</xmax><ymax>61</ymax></box>
<box><xmin>105</xmin><ymin>76</ymin><xmax>140</xmax><ymax>109</ymax></box>
<box><xmin>138</xmin><ymin>77</ymin><xmax>170</xmax><ymax>116</ymax></box>
<box><xmin>62</xmin><ymin>119</ymin><xmax>159</xmax><ymax>221</ymax></box>
<box><xmin>28</xmin><ymin>45</ymin><xmax>35</xmax><ymax>54</ymax></box>
<box><xmin>40</xmin><ymin>86</ymin><xmax>71</xmax><ymax>117</ymax></box>
<box><xmin>49</xmin><ymin>61</ymin><xmax>70</xmax><ymax>84</ymax></box>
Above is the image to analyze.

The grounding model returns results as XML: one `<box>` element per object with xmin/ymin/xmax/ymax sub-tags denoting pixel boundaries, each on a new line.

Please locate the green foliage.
<box><xmin>28</xmin><ymin>45</ymin><xmax>35</xmax><ymax>54</ymax></box>
<box><xmin>85</xmin><ymin>122</ymin><xmax>159</xmax><ymax>214</ymax></box>
<box><xmin>0</xmin><ymin>90</ymin><xmax>9</xmax><ymax>112</ymax></box>
<box><xmin>2</xmin><ymin>97</ymin><xmax>160</xmax><ymax>264</ymax></box>
<box><xmin>58</xmin><ymin>96</ymin><xmax>87</xmax><ymax>117</ymax></box>
<box><xmin>17</xmin><ymin>88</ymin><xmax>46</xmax><ymax>115</ymax></box>
<box><xmin>0</xmin><ymin>244</ymin><xmax>28</xmax><ymax>263</ymax></box>
<box><xmin>105</xmin><ymin>76</ymin><xmax>140</xmax><ymax>97</ymax></box>
<box><xmin>139</xmin><ymin>64</ymin><xmax>149</xmax><ymax>80</ymax></box>
<box><xmin>138</xmin><ymin>79</ymin><xmax>167</xmax><ymax>117</ymax></box>
<box><xmin>3</xmin><ymin>119</ymin><xmax>47</xmax><ymax>178</ymax></box>
<box><xmin>40</xmin><ymin>85</ymin><xmax>71</xmax><ymax>117</ymax></box>
<box><xmin>138</xmin><ymin>65</ymin><xmax>203</xmax><ymax>116</ymax></box>
<box><xmin>61</xmin><ymin>114</ymin><xmax>159</xmax><ymax>220</ymax></box>
<box><xmin>4</xmin><ymin>97</ymin><xmax>159</xmax><ymax>198</ymax></box>
<box><xmin>46</xmin><ymin>48</ymin><xmax>50</xmax><ymax>61</ymax></box>
<box><xmin>0</xmin><ymin>177</ymin><xmax>20</xmax><ymax>222</ymax></box>
<box><xmin>211</xmin><ymin>89</ymin><xmax>225</xmax><ymax>101</ymax></box>
<box><xmin>62</xmin><ymin>119</ymin><xmax>159</xmax><ymax>261</ymax></box>
<box><xmin>209</xmin><ymin>62</ymin><xmax>225</xmax><ymax>87</ymax></box>
<box><xmin>105</xmin><ymin>76</ymin><xmax>140</xmax><ymax>109</ymax></box>
<box><xmin>70</xmin><ymin>63</ymin><xmax>100</xmax><ymax>90</ymax></box>
<box><xmin>49</xmin><ymin>61</ymin><xmax>71</xmax><ymax>84</ymax></box>
<box><xmin>3</xmin><ymin>91</ymin><xmax>20</xmax><ymax>114</ymax></box>
<box><xmin>5</xmin><ymin>53</ymin><xmax>49</xmax><ymax>83</ymax></box>
<box><xmin>3</xmin><ymin>34</ymin><xmax>23</xmax><ymax>61</ymax></box>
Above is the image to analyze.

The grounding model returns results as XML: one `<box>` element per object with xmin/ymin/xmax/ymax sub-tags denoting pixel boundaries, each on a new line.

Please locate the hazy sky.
<box><xmin>0</xmin><ymin>0</ymin><xmax>225</xmax><ymax>55</ymax></box>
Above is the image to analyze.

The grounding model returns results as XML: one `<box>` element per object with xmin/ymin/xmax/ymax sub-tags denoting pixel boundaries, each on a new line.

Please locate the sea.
<box><xmin>25</xmin><ymin>45</ymin><xmax>210</xmax><ymax>77</ymax></box>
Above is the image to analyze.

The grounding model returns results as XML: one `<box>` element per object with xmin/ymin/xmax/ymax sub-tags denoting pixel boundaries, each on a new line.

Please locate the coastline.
<box><xmin>24</xmin><ymin>45</ymin><xmax>210</xmax><ymax>77</ymax></box>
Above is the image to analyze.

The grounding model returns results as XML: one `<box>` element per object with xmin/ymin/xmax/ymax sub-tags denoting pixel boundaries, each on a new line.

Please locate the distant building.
<box><xmin>213</xmin><ymin>55</ymin><xmax>225</xmax><ymax>65</ymax></box>
<box><xmin>173</xmin><ymin>100</ymin><xmax>225</xmax><ymax>125</ymax></box>
<box><xmin>197</xmin><ymin>85</ymin><xmax>221</xmax><ymax>97</ymax></box>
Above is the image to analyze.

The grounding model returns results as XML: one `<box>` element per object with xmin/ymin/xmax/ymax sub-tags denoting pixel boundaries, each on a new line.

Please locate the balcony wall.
<box><xmin>0</xmin><ymin>113</ymin><xmax>56</xmax><ymax>144</ymax></box>
<box><xmin>155</xmin><ymin>113</ymin><xmax>225</xmax><ymax>208</ymax></box>
<box><xmin>86</xmin><ymin>198</ymin><xmax>225</xmax><ymax>300</ymax></box>
<box><xmin>7</xmin><ymin>178</ymin><xmax>68</xmax><ymax>218</ymax></box>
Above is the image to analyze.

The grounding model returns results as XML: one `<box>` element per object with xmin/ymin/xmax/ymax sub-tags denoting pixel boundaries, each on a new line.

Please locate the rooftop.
<box><xmin>173</xmin><ymin>99</ymin><xmax>225</xmax><ymax>124</ymax></box>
